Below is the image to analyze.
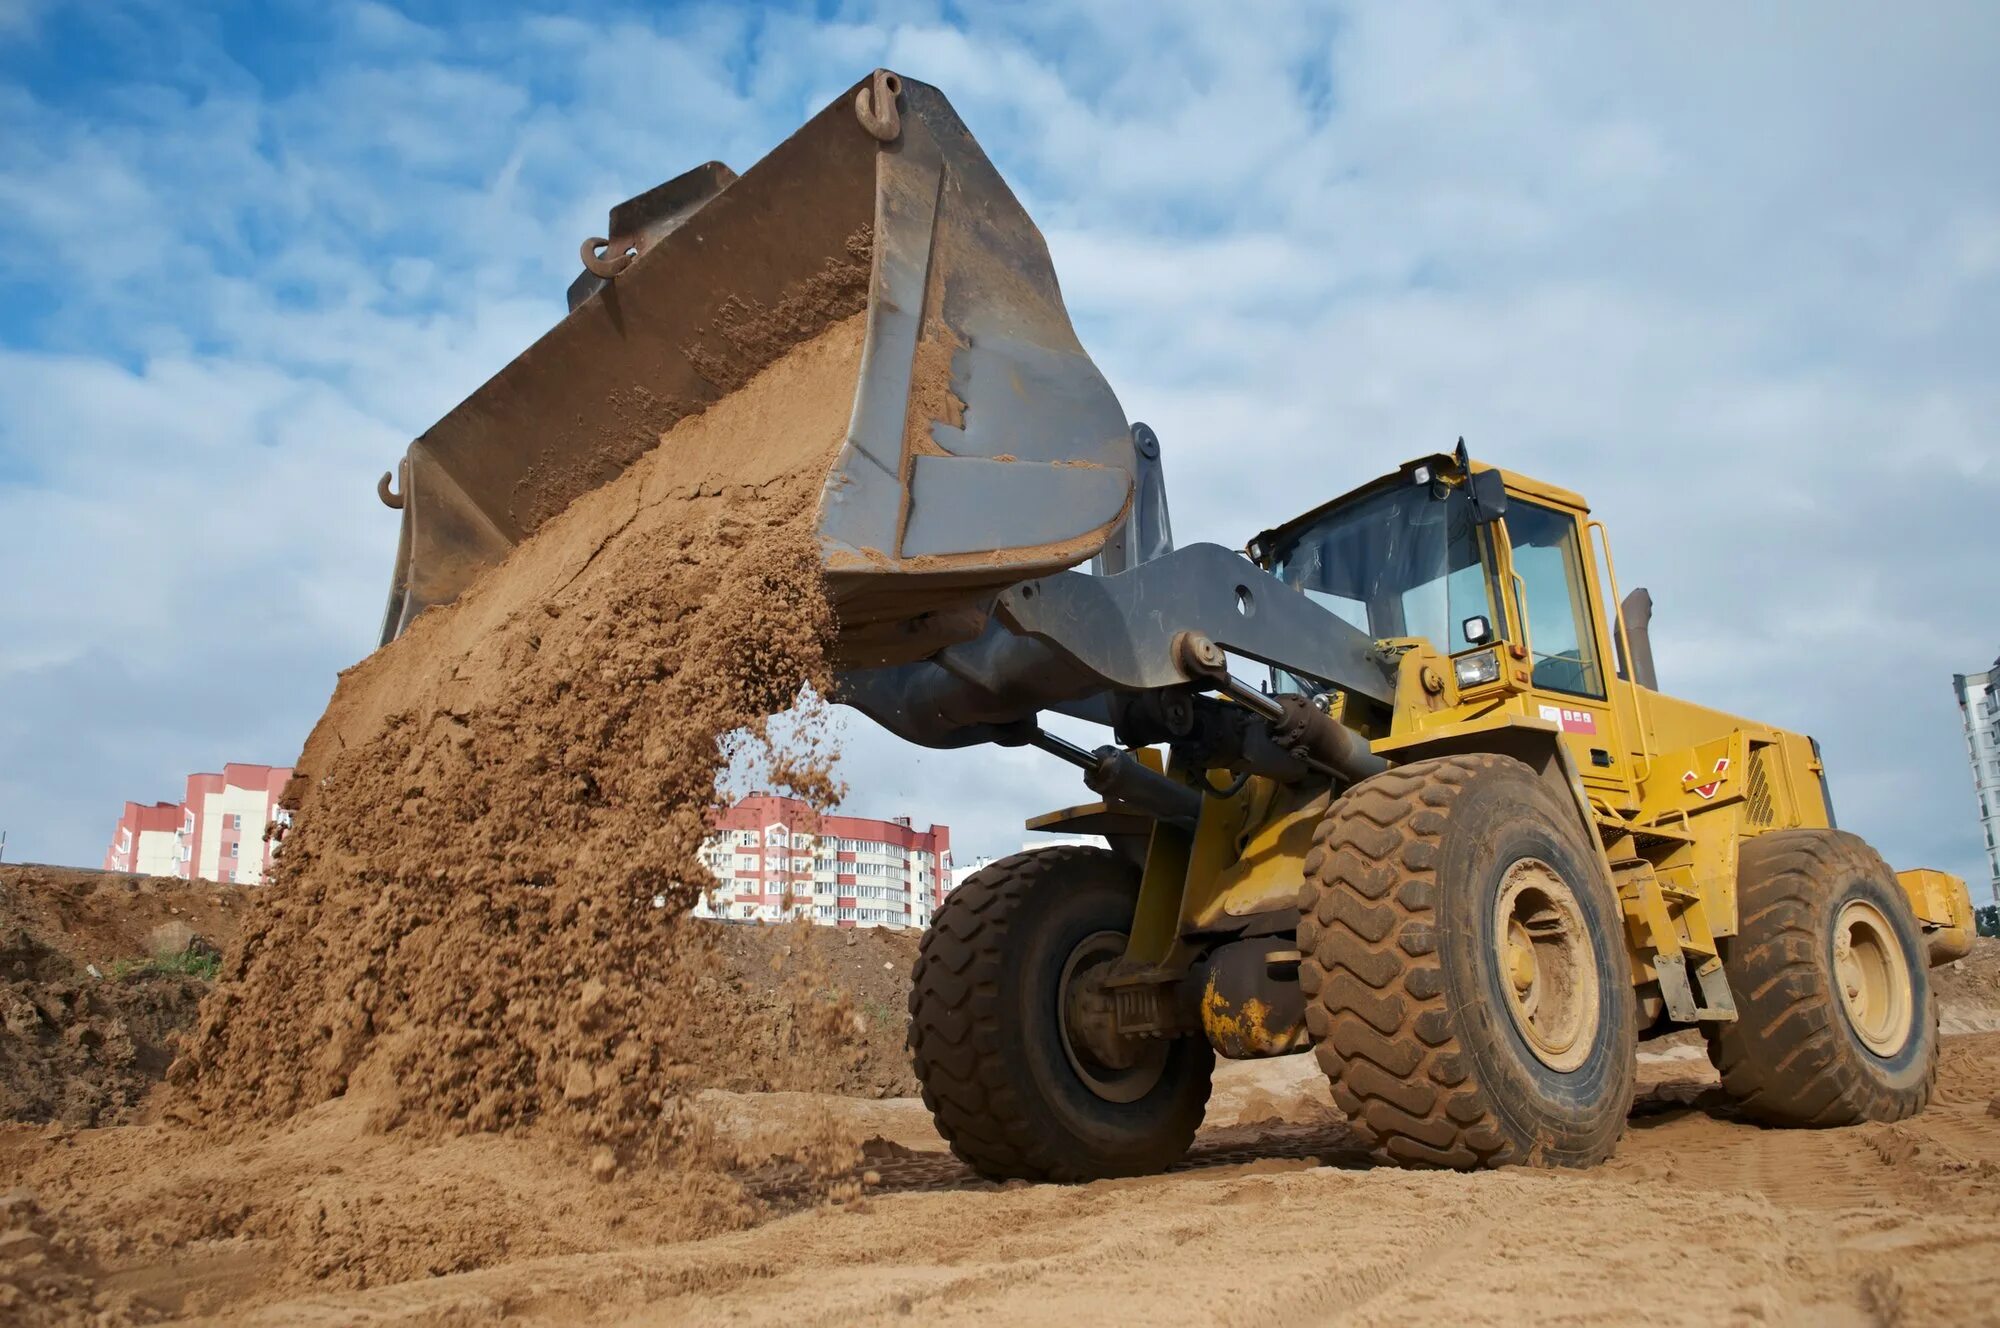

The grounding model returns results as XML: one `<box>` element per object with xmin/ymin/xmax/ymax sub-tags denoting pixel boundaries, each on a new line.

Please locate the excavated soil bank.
<box><xmin>0</xmin><ymin>868</ymin><xmax>244</xmax><ymax>971</ymax></box>
<box><xmin>706</xmin><ymin>923</ymin><xmax>921</xmax><ymax>1099</ymax></box>
<box><xmin>0</xmin><ymin>863</ymin><xmax>923</xmax><ymax>1133</ymax></box>
<box><xmin>0</xmin><ymin>867</ymin><xmax>239</xmax><ymax>1130</ymax></box>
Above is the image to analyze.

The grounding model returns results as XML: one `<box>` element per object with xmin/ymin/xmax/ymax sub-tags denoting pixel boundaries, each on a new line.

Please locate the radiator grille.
<box><xmin>1745</xmin><ymin>746</ymin><xmax>1775</xmax><ymax>826</ymax></box>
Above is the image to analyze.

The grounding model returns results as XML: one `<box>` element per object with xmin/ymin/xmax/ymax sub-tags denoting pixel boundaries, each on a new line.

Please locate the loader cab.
<box><xmin>1257</xmin><ymin>454</ymin><xmax>1637</xmax><ymax>806</ymax></box>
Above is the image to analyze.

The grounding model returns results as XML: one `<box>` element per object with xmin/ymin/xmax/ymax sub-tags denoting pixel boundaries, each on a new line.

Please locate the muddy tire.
<box><xmin>1297</xmin><ymin>753</ymin><xmax>1637</xmax><ymax>1168</ymax></box>
<box><xmin>908</xmin><ymin>845</ymin><xmax>1214</xmax><ymax>1182</ymax></box>
<box><xmin>1703</xmin><ymin>829</ymin><xmax>1936</xmax><ymax>1125</ymax></box>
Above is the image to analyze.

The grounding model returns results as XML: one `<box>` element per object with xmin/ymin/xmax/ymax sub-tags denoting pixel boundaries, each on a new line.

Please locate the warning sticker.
<box><xmin>1684</xmin><ymin>756</ymin><xmax>1730</xmax><ymax>800</ymax></box>
<box><xmin>1537</xmin><ymin>704</ymin><xmax>1598</xmax><ymax>735</ymax></box>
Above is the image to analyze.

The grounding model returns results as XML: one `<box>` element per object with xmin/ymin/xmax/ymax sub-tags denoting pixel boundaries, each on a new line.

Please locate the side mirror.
<box><xmin>1462</xmin><ymin>614</ymin><xmax>1493</xmax><ymax>646</ymax></box>
<box><xmin>1469</xmin><ymin>469</ymin><xmax>1508</xmax><ymax>524</ymax></box>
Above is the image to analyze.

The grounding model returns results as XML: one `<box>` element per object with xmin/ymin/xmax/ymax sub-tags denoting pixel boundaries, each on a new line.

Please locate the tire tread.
<box><xmin>1299</xmin><ymin>753</ymin><xmax>1627</xmax><ymax>1169</ymax></box>
<box><xmin>1703</xmin><ymin>829</ymin><xmax>1936</xmax><ymax>1126</ymax></box>
<box><xmin>907</xmin><ymin>845</ymin><xmax>1211</xmax><ymax>1182</ymax></box>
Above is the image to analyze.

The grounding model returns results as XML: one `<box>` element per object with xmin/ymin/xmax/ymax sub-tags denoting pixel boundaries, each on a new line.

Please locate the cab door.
<box><xmin>1493</xmin><ymin>497</ymin><xmax>1636</xmax><ymax>810</ymax></box>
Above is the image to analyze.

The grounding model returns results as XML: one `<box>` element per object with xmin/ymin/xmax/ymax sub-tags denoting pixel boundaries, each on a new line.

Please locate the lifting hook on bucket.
<box><xmin>854</xmin><ymin>68</ymin><xmax>902</xmax><ymax>141</ymax></box>
<box><xmin>579</xmin><ymin>234</ymin><xmax>639</xmax><ymax>280</ymax></box>
<box><xmin>377</xmin><ymin>462</ymin><xmax>406</xmax><ymax>510</ymax></box>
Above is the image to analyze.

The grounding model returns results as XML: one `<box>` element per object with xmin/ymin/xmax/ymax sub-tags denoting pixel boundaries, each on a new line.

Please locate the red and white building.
<box><xmin>691</xmin><ymin>793</ymin><xmax>950</xmax><ymax>929</ymax></box>
<box><xmin>102</xmin><ymin>801</ymin><xmax>184</xmax><ymax>876</ymax></box>
<box><xmin>101</xmin><ymin>762</ymin><xmax>294</xmax><ymax>884</ymax></box>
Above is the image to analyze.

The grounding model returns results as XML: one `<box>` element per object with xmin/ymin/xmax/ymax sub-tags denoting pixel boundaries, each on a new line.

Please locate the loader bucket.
<box><xmin>377</xmin><ymin>70</ymin><xmax>1135</xmax><ymax>668</ymax></box>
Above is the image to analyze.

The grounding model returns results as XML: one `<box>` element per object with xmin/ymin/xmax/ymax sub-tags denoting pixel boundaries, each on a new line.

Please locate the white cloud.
<box><xmin>0</xmin><ymin>1</ymin><xmax>1995</xmax><ymax>900</ymax></box>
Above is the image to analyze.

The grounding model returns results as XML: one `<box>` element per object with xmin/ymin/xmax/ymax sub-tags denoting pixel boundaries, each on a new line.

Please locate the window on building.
<box><xmin>228</xmin><ymin>842</ymin><xmax>239</xmax><ymax>858</ymax></box>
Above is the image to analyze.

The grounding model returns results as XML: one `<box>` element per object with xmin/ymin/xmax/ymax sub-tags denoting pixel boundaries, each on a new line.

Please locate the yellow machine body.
<box><xmin>1037</xmin><ymin>455</ymin><xmax>1974</xmax><ymax>1035</ymax></box>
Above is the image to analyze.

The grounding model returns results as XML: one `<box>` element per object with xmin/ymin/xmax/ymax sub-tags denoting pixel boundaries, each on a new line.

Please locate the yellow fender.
<box><xmin>1896</xmin><ymin>868</ymin><xmax>1976</xmax><ymax>967</ymax></box>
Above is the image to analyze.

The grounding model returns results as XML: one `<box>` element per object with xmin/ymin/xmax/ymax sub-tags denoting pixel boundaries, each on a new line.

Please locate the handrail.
<box><xmin>1589</xmin><ymin>519</ymin><xmax>1651</xmax><ymax>786</ymax></box>
<box><xmin>1507</xmin><ymin>569</ymin><xmax>1534</xmax><ymax>665</ymax></box>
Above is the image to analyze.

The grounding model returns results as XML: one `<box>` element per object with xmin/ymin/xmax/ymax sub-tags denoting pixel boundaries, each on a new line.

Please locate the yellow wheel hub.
<box><xmin>1493</xmin><ymin>858</ymin><xmax>1599</xmax><ymax>1073</ymax></box>
<box><xmin>1833</xmin><ymin>898</ymin><xmax>1913</xmax><ymax>1058</ymax></box>
<box><xmin>1506</xmin><ymin>920</ymin><xmax>1538</xmax><ymax>998</ymax></box>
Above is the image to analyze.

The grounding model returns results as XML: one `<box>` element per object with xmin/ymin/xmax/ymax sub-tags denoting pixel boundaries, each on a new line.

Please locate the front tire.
<box><xmin>908</xmin><ymin>846</ymin><xmax>1214</xmax><ymax>1182</ymax></box>
<box><xmin>1298</xmin><ymin>753</ymin><xmax>1637</xmax><ymax>1168</ymax></box>
<box><xmin>1704</xmin><ymin>829</ymin><xmax>1936</xmax><ymax>1125</ymax></box>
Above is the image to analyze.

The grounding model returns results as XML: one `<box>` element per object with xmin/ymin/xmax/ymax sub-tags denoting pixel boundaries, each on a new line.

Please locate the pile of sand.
<box><xmin>169</xmin><ymin>309</ymin><xmax>871</xmax><ymax>1181</ymax></box>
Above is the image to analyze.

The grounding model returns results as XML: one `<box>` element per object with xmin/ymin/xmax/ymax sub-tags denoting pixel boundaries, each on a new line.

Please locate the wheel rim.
<box><xmin>1057</xmin><ymin>930</ymin><xmax>1168</xmax><ymax>1104</ymax></box>
<box><xmin>1492</xmin><ymin>858</ymin><xmax>1600</xmax><ymax>1073</ymax></box>
<box><xmin>1833</xmin><ymin>898</ymin><xmax>1914</xmax><ymax>1057</ymax></box>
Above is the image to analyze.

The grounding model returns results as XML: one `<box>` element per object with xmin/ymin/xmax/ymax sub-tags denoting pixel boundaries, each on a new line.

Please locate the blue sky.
<box><xmin>2</xmin><ymin>1</ymin><xmax>1997</xmax><ymax>893</ymax></box>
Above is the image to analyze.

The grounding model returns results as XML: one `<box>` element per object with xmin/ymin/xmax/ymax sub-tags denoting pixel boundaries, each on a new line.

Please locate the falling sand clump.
<box><xmin>170</xmin><ymin>314</ymin><xmax>868</xmax><ymax>1180</ymax></box>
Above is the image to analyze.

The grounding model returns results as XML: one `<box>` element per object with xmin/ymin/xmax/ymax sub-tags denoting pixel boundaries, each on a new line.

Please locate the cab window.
<box><xmin>1504</xmin><ymin>499</ymin><xmax>1605</xmax><ymax>698</ymax></box>
<box><xmin>1270</xmin><ymin>479</ymin><xmax>1499</xmax><ymax>653</ymax></box>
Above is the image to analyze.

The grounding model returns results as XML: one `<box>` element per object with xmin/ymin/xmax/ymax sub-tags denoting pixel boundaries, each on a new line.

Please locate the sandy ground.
<box><xmin>6</xmin><ymin>868</ymin><xmax>1998</xmax><ymax>1325</ymax></box>
<box><xmin>198</xmin><ymin>1037</ymin><xmax>2000</xmax><ymax>1326</ymax></box>
<box><xmin>5</xmin><ymin>985</ymin><xmax>1996</xmax><ymax>1324</ymax></box>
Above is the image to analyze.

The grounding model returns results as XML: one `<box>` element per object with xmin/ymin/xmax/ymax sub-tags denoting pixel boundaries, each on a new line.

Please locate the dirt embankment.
<box><xmin>1936</xmin><ymin>932</ymin><xmax>2000</xmax><ymax>1033</ymax></box>
<box><xmin>0</xmin><ymin>866</ymin><xmax>242</xmax><ymax>1129</ymax></box>
<box><xmin>0</xmin><ymin>869</ymin><xmax>921</xmax><ymax>1325</ymax></box>
<box><xmin>0</xmin><ymin>861</ymin><xmax>924</xmax><ymax>1132</ymax></box>
<box><xmin>0</xmin><ymin>868</ymin><xmax>244</xmax><ymax>970</ymax></box>
<box><xmin>705</xmin><ymin>923</ymin><xmax>920</xmax><ymax>1100</ymax></box>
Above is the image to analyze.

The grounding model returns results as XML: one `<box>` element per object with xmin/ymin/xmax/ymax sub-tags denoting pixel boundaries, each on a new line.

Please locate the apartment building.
<box><xmin>691</xmin><ymin>793</ymin><xmax>950</xmax><ymax>929</ymax></box>
<box><xmin>1955</xmin><ymin>660</ymin><xmax>2000</xmax><ymax>904</ymax></box>
<box><xmin>100</xmin><ymin>762</ymin><xmax>294</xmax><ymax>884</ymax></box>
<box><xmin>102</xmin><ymin>801</ymin><xmax>183</xmax><ymax>875</ymax></box>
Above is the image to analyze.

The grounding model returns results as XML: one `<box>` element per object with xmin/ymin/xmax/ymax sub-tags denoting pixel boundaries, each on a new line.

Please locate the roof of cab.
<box><xmin>1248</xmin><ymin>453</ymin><xmax>1592</xmax><ymax>562</ymax></box>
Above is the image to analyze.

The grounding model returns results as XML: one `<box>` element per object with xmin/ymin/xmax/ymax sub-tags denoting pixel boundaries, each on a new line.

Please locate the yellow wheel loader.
<box><xmin>373</xmin><ymin>71</ymin><xmax>1976</xmax><ymax>1175</ymax></box>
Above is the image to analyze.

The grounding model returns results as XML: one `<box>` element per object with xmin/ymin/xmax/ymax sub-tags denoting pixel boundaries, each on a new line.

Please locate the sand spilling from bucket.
<box><xmin>169</xmin><ymin>313</ymin><xmax>868</xmax><ymax>1179</ymax></box>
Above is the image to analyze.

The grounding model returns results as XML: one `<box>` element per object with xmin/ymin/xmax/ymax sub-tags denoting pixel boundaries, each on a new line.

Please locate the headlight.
<box><xmin>1454</xmin><ymin>649</ymin><xmax>1502</xmax><ymax>689</ymax></box>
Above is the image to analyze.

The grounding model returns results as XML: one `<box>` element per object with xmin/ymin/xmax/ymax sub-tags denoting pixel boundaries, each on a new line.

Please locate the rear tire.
<box><xmin>1703</xmin><ymin>829</ymin><xmax>1936</xmax><ymax>1125</ymax></box>
<box><xmin>1298</xmin><ymin>753</ymin><xmax>1637</xmax><ymax>1168</ymax></box>
<box><xmin>908</xmin><ymin>845</ymin><xmax>1214</xmax><ymax>1182</ymax></box>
